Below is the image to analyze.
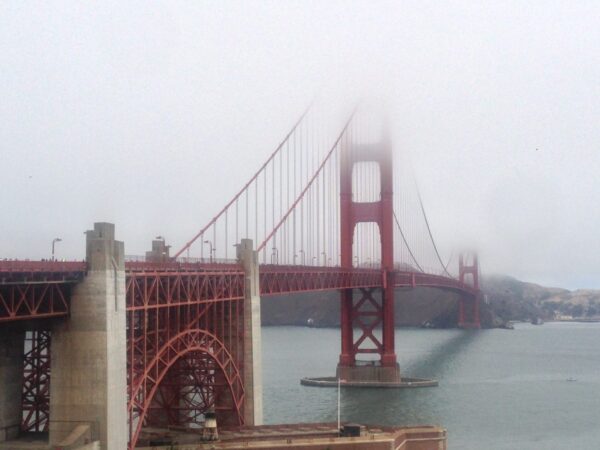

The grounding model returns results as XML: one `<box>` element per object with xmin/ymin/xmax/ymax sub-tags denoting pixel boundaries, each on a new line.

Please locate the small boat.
<box><xmin>501</xmin><ymin>321</ymin><xmax>514</xmax><ymax>330</ymax></box>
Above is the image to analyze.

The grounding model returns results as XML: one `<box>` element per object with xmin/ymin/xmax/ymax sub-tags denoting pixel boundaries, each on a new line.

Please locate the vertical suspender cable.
<box><xmin>263</xmin><ymin>169</ymin><xmax>267</xmax><ymax>263</ymax></box>
<box><xmin>300</xmin><ymin>116</ymin><xmax>304</xmax><ymax>262</ymax></box>
<box><xmin>174</xmin><ymin>106</ymin><xmax>311</xmax><ymax>259</ymax></box>
<box><xmin>293</xmin><ymin>125</ymin><xmax>297</xmax><ymax>263</ymax></box>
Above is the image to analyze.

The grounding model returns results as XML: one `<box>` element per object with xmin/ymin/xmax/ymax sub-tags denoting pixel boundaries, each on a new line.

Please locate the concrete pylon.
<box><xmin>236</xmin><ymin>239</ymin><xmax>263</xmax><ymax>426</ymax></box>
<box><xmin>0</xmin><ymin>329</ymin><xmax>24</xmax><ymax>441</ymax></box>
<box><xmin>49</xmin><ymin>223</ymin><xmax>127</xmax><ymax>449</ymax></box>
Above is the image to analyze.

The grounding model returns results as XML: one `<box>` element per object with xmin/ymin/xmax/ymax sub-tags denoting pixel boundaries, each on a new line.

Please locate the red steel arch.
<box><xmin>128</xmin><ymin>328</ymin><xmax>244</xmax><ymax>449</ymax></box>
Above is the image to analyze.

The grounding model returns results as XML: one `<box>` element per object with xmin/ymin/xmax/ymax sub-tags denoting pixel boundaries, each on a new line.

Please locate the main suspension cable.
<box><xmin>414</xmin><ymin>183</ymin><xmax>452</xmax><ymax>277</ymax></box>
<box><xmin>173</xmin><ymin>103</ymin><xmax>313</xmax><ymax>259</ymax></box>
<box><xmin>393</xmin><ymin>210</ymin><xmax>424</xmax><ymax>272</ymax></box>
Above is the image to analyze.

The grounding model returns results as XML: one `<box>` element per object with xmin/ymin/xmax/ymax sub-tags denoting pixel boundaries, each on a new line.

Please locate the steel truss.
<box><xmin>126</xmin><ymin>270</ymin><xmax>245</xmax><ymax>449</ymax></box>
<box><xmin>0</xmin><ymin>261</ymin><xmax>84</xmax><ymax>322</ymax></box>
<box><xmin>259</xmin><ymin>266</ymin><xmax>382</xmax><ymax>295</ymax></box>
<box><xmin>394</xmin><ymin>271</ymin><xmax>479</xmax><ymax>295</ymax></box>
<box><xmin>0</xmin><ymin>283</ymin><xmax>73</xmax><ymax>322</ymax></box>
<box><xmin>21</xmin><ymin>330</ymin><xmax>51</xmax><ymax>432</ymax></box>
<box><xmin>351</xmin><ymin>288</ymin><xmax>384</xmax><ymax>355</ymax></box>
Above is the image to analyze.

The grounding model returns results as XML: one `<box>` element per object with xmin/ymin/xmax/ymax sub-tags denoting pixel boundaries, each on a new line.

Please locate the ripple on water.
<box><xmin>261</xmin><ymin>323</ymin><xmax>600</xmax><ymax>449</ymax></box>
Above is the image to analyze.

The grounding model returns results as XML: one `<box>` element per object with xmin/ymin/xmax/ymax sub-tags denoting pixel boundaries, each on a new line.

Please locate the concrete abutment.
<box><xmin>237</xmin><ymin>239</ymin><xmax>263</xmax><ymax>426</ymax></box>
<box><xmin>0</xmin><ymin>329</ymin><xmax>24</xmax><ymax>441</ymax></box>
<box><xmin>49</xmin><ymin>222</ymin><xmax>127</xmax><ymax>449</ymax></box>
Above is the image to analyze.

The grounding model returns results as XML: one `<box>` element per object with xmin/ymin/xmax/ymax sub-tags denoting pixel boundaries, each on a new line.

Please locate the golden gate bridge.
<box><xmin>0</xmin><ymin>104</ymin><xmax>480</xmax><ymax>449</ymax></box>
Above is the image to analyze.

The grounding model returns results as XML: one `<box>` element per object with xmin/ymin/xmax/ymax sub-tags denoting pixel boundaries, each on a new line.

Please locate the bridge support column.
<box><xmin>458</xmin><ymin>295</ymin><xmax>481</xmax><ymax>329</ymax></box>
<box><xmin>337</xmin><ymin>286</ymin><xmax>400</xmax><ymax>383</ymax></box>
<box><xmin>458</xmin><ymin>254</ymin><xmax>481</xmax><ymax>329</ymax></box>
<box><xmin>237</xmin><ymin>239</ymin><xmax>263</xmax><ymax>425</ymax></box>
<box><xmin>0</xmin><ymin>329</ymin><xmax>24</xmax><ymax>441</ymax></box>
<box><xmin>337</xmin><ymin>125</ymin><xmax>400</xmax><ymax>383</ymax></box>
<box><xmin>49</xmin><ymin>222</ymin><xmax>127</xmax><ymax>449</ymax></box>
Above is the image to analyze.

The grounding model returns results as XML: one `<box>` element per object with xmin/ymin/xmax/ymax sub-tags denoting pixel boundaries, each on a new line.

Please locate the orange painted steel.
<box><xmin>125</xmin><ymin>268</ymin><xmax>245</xmax><ymax>449</ymax></box>
<box><xmin>1</xmin><ymin>260</ymin><xmax>479</xmax><ymax>448</ymax></box>
<box><xmin>0</xmin><ymin>262</ymin><xmax>85</xmax><ymax>323</ymax></box>
<box><xmin>21</xmin><ymin>330</ymin><xmax>51</xmax><ymax>432</ymax></box>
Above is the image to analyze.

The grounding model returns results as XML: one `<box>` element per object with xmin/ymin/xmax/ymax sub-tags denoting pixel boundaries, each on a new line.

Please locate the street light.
<box><xmin>299</xmin><ymin>249</ymin><xmax>306</xmax><ymax>265</ymax></box>
<box><xmin>203</xmin><ymin>240</ymin><xmax>215</xmax><ymax>263</ymax></box>
<box><xmin>271</xmin><ymin>247</ymin><xmax>279</xmax><ymax>264</ymax></box>
<box><xmin>52</xmin><ymin>238</ymin><xmax>62</xmax><ymax>261</ymax></box>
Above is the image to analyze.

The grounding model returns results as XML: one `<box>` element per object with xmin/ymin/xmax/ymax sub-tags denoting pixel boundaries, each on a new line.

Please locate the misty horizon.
<box><xmin>1</xmin><ymin>2</ymin><xmax>598</xmax><ymax>290</ymax></box>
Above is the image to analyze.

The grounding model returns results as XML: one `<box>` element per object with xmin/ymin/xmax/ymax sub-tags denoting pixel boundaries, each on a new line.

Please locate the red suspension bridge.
<box><xmin>0</xmin><ymin>105</ymin><xmax>481</xmax><ymax>449</ymax></box>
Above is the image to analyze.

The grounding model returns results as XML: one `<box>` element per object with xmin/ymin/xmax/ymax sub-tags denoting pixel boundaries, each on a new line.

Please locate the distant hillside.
<box><xmin>260</xmin><ymin>275</ymin><xmax>600</xmax><ymax>328</ymax></box>
<box><xmin>483</xmin><ymin>275</ymin><xmax>600</xmax><ymax>321</ymax></box>
<box><xmin>261</xmin><ymin>287</ymin><xmax>461</xmax><ymax>328</ymax></box>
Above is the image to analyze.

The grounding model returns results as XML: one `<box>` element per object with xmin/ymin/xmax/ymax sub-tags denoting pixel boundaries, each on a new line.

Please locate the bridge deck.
<box><xmin>0</xmin><ymin>260</ymin><xmax>476</xmax><ymax>322</ymax></box>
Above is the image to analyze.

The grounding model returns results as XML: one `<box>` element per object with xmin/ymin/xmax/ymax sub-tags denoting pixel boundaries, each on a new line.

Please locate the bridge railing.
<box><xmin>0</xmin><ymin>259</ymin><xmax>87</xmax><ymax>274</ymax></box>
<box><xmin>124</xmin><ymin>255</ymin><xmax>240</xmax><ymax>273</ymax></box>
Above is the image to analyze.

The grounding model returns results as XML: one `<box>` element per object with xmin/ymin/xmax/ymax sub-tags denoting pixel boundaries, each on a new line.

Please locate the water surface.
<box><xmin>262</xmin><ymin>322</ymin><xmax>600</xmax><ymax>449</ymax></box>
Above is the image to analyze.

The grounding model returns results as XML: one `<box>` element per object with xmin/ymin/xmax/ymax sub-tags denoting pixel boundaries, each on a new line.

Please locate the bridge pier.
<box><xmin>0</xmin><ymin>328</ymin><xmax>24</xmax><ymax>441</ymax></box>
<box><xmin>337</xmin><ymin>286</ymin><xmax>400</xmax><ymax>383</ymax></box>
<box><xmin>458</xmin><ymin>254</ymin><xmax>481</xmax><ymax>329</ymax></box>
<box><xmin>237</xmin><ymin>239</ymin><xmax>263</xmax><ymax>425</ymax></box>
<box><xmin>49</xmin><ymin>223</ymin><xmax>127</xmax><ymax>449</ymax></box>
<box><xmin>458</xmin><ymin>295</ymin><xmax>481</xmax><ymax>329</ymax></box>
<box><xmin>337</xmin><ymin>131</ymin><xmax>401</xmax><ymax>384</ymax></box>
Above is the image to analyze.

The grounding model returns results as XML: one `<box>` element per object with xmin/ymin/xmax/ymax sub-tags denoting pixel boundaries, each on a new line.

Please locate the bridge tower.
<box><xmin>458</xmin><ymin>253</ymin><xmax>481</xmax><ymax>328</ymax></box>
<box><xmin>337</xmin><ymin>128</ymin><xmax>400</xmax><ymax>383</ymax></box>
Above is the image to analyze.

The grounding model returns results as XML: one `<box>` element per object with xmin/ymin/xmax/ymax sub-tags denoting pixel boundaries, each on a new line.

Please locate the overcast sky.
<box><xmin>1</xmin><ymin>1</ymin><xmax>599</xmax><ymax>289</ymax></box>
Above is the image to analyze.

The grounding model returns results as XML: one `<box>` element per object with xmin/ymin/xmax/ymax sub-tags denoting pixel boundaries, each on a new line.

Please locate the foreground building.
<box><xmin>137</xmin><ymin>423</ymin><xmax>447</xmax><ymax>450</ymax></box>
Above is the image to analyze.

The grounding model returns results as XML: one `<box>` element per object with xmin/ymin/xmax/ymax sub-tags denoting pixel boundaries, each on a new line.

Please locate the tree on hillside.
<box><xmin>571</xmin><ymin>304</ymin><xmax>584</xmax><ymax>318</ymax></box>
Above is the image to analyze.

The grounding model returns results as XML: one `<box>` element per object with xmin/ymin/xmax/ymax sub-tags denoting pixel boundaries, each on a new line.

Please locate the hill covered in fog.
<box><xmin>482</xmin><ymin>275</ymin><xmax>600</xmax><ymax>322</ymax></box>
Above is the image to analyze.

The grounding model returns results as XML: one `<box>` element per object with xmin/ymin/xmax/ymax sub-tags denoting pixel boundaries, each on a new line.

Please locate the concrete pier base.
<box><xmin>302</xmin><ymin>362</ymin><xmax>437</xmax><ymax>388</ymax></box>
<box><xmin>300</xmin><ymin>376</ymin><xmax>437</xmax><ymax>388</ymax></box>
<box><xmin>336</xmin><ymin>363</ymin><xmax>401</xmax><ymax>383</ymax></box>
<box><xmin>49</xmin><ymin>223</ymin><xmax>127</xmax><ymax>450</ymax></box>
<box><xmin>0</xmin><ymin>329</ymin><xmax>24</xmax><ymax>441</ymax></box>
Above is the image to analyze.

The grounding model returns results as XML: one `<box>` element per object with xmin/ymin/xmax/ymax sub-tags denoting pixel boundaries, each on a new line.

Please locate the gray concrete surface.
<box><xmin>49</xmin><ymin>223</ymin><xmax>127</xmax><ymax>450</ymax></box>
<box><xmin>237</xmin><ymin>239</ymin><xmax>263</xmax><ymax>425</ymax></box>
<box><xmin>0</xmin><ymin>329</ymin><xmax>24</xmax><ymax>441</ymax></box>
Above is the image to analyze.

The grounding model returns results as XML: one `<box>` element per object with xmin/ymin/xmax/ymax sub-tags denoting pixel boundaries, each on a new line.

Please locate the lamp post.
<box><xmin>299</xmin><ymin>249</ymin><xmax>305</xmax><ymax>265</ymax></box>
<box><xmin>52</xmin><ymin>238</ymin><xmax>62</xmax><ymax>261</ymax></box>
<box><xmin>203</xmin><ymin>240</ymin><xmax>214</xmax><ymax>263</ymax></box>
<box><xmin>271</xmin><ymin>247</ymin><xmax>279</xmax><ymax>264</ymax></box>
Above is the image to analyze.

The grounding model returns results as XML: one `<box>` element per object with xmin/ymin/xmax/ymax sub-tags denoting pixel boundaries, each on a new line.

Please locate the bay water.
<box><xmin>262</xmin><ymin>322</ymin><xmax>600</xmax><ymax>449</ymax></box>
